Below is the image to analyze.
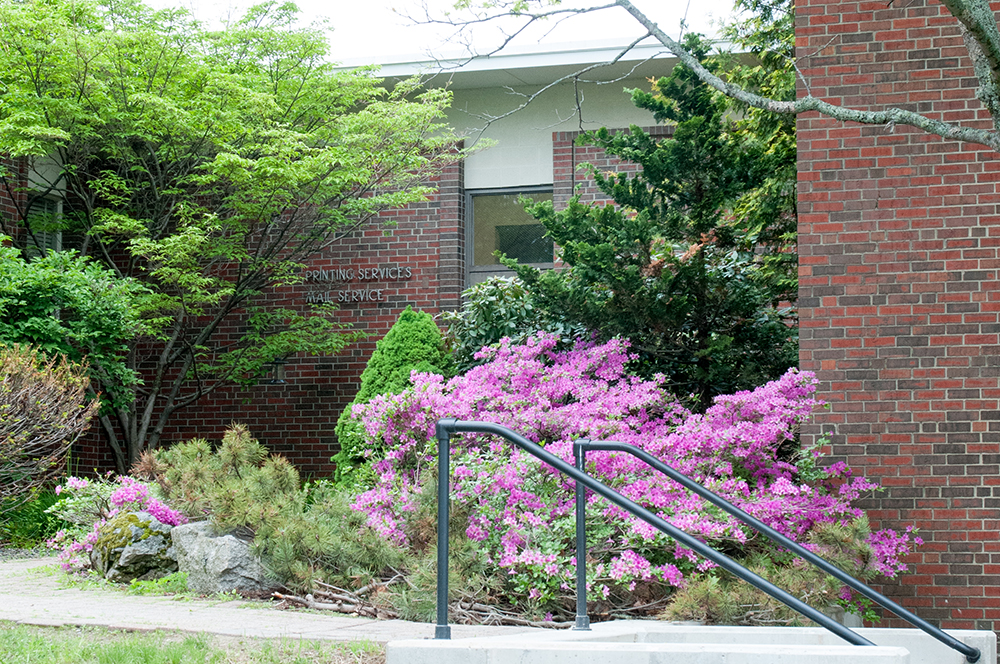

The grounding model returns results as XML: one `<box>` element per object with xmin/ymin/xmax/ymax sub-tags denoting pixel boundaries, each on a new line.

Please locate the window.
<box><xmin>467</xmin><ymin>187</ymin><xmax>553</xmax><ymax>285</ymax></box>
<box><xmin>23</xmin><ymin>196</ymin><xmax>63</xmax><ymax>258</ymax></box>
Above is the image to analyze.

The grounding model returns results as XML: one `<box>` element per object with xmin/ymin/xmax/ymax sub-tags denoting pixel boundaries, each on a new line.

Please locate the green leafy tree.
<box><xmin>0</xmin><ymin>243</ymin><xmax>153</xmax><ymax>411</ymax></box>
<box><xmin>0</xmin><ymin>0</ymin><xmax>462</xmax><ymax>471</ymax></box>
<box><xmin>333</xmin><ymin>306</ymin><xmax>451</xmax><ymax>484</ymax></box>
<box><xmin>507</xmin><ymin>28</ymin><xmax>797</xmax><ymax>403</ymax></box>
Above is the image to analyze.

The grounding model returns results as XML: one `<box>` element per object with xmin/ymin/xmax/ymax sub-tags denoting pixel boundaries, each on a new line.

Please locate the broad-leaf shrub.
<box><xmin>0</xmin><ymin>344</ymin><xmax>99</xmax><ymax>513</ymax></box>
<box><xmin>45</xmin><ymin>474</ymin><xmax>186</xmax><ymax>571</ymax></box>
<box><xmin>439</xmin><ymin>276</ymin><xmax>585</xmax><ymax>372</ymax></box>
<box><xmin>350</xmin><ymin>333</ymin><xmax>920</xmax><ymax>616</ymax></box>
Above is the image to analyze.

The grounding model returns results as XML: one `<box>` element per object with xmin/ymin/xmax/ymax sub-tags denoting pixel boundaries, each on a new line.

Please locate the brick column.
<box><xmin>797</xmin><ymin>0</ymin><xmax>1000</xmax><ymax>630</ymax></box>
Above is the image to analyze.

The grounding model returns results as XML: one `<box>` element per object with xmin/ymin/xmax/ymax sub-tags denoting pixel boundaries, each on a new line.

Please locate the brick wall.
<box><xmin>0</xmin><ymin>156</ymin><xmax>26</xmax><ymax>244</ymax></box>
<box><xmin>73</xmin><ymin>159</ymin><xmax>466</xmax><ymax>476</ymax></box>
<box><xmin>552</xmin><ymin>126</ymin><xmax>673</xmax><ymax>208</ymax></box>
<box><xmin>797</xmin><ymin>0</ymin><xmax>1000</xmax><ymax>630</ymax></box>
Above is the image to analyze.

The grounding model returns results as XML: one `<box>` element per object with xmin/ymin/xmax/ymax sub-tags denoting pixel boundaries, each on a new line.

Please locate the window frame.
<box><xmin>23</xmin><ymin>194</ymin><xmax>63</xmax><ymax>259</ymax></box>
<box><xmin>465</xmin><ymin>185</ymin><xmax>554</xmax><ymax>287</ymax></box>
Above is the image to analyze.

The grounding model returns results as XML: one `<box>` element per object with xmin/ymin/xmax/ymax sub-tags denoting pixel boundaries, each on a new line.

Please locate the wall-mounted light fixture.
<box><xmin>264</xmin><ymin>357</ymin><xmax>287</xmax><ymax>385</ymax></box>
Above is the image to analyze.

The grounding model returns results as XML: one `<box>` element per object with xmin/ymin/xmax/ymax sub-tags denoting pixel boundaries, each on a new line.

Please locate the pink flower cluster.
<box><xmin>47</xmin><ymin>475</ymin><xmax>187</xmax><ymax>572</ymax></box>
<box><xmin>349</xmin><ymin>334</ymin><xmax>921</xmax><ymax>606</ymax></box>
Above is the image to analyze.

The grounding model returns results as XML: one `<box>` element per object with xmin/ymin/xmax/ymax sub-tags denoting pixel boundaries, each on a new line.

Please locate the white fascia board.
<box><xmin>336</xmin><ymin>37</ymin><xmax>728</xmax><ymax>87</ymax></box>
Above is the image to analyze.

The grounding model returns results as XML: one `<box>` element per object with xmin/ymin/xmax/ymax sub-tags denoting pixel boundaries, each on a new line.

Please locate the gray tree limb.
<box><xmin>613</xmin><ymin>0</ymin><xmax>1000</xmax><ymax>152</ymax></box>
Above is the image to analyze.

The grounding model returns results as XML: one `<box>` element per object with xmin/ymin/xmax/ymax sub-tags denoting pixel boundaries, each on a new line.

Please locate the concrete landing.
<box><xmin>388</xmin><ymin>620</ymin><xmax>997</xmax><ymax>664</ymax></box>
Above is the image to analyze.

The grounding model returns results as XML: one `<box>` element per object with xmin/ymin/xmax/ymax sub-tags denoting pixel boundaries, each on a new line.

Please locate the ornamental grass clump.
<box><xmin>349</xmin><ymin>333</ymin><xmax>921</xmax><ymax>621</ymax></box>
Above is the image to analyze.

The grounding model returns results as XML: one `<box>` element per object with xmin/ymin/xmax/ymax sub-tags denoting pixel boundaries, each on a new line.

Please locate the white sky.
<box><xmin>144</xmin><ymin>0</ymin><xmax>738</xmax><ymax>65</ymax></box>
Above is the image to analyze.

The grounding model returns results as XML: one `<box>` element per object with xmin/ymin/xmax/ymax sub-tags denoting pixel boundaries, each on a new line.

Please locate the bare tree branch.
<box><xmin>424</xmin><ymin>0</ymin><xmax>1000</xmax><ymax>152</ymax></box>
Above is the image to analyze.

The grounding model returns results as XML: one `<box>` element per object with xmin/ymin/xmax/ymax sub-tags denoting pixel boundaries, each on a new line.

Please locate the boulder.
<box><xmin>171</xmin><ymin>521</ymin><xmax>278</xmax><ymax>595</ymax></box>
<box><xmin>90</xmin><ymin>511</ymin><xmax>177</xmax><ymax>583</ymax></box>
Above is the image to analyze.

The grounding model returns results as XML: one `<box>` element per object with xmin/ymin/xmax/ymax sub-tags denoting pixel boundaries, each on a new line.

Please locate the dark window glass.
<box><xmin>471</xmin><ymin>191</ymin><xmax>553</xmax><ymax>267</ymax></box>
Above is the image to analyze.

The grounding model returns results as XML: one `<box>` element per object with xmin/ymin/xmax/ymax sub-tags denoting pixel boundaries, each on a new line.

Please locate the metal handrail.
<box><xmin>574</xmin><ymin>439</ymin><xmax>980</xmax><ymax>663</ymax></box>
<box><xmin>433</xmin><ymin>419</ymin><xmax>877</xmax><ymax>649</ymax></box>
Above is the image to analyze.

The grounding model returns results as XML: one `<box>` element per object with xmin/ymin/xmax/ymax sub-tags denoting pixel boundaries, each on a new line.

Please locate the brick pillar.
<box><xmin>797</xmin><ymin>0</ymin><xmax>1000</xmax><ymax>630</ymax></box>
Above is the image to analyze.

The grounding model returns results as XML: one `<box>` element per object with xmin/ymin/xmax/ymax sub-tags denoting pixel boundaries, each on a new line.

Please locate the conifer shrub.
<box><xmin>661</xmin><ymin>518</ymin><xmax>886</xmax><ymax>625</ymax></box>
<box><xmin>332</xmin><ymin>306</ymin><xmax>451</xmax><ymax>485</ymax></box>
<box><xmin>138</xmin><ymin>425</ymin><xmax>407</xmax><ymax>591</ymax></box>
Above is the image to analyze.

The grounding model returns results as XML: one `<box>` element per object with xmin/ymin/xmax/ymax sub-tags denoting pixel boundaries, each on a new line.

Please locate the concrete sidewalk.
<box><xmin>0</xmin><ymin>556</ymin><xmax>539</xmax><ymax>643</ymax></box>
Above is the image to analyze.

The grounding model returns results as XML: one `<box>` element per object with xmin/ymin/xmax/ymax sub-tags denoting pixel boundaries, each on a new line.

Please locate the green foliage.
<box><xmin>146</xmin><ymin>424</ymin><xmax>301</xmax><ymax>536</ymax></box>
<box><xmin>507</xmin><ymin>29</ymin><xmax>797</xmax><ymax>403</ymax></box>
<box><xmin>718</xmin><ymin>0</ymin><xmax>797</xmax><ymax>300</ymax></box>
<box><xmin>662</xmin><ymin>519</ymin><xmax>877</xmax><ymax>625</ymax></box>
<box><xmin>0</xmin><ymin>0</ymin><xmax>462</xmax><ymax>471</ymax></box>
<box><xmin>440</xmin><ymin>276</ymin><xmax>585</xmax><ymax>372</ymax></box>
<box><xmin>0</xmin><ymin>243</ymin><xmax>153</xmax><ymax>411</ymax></box>
<box><xmin>261</xmin><ymin>481</ymin><xmax>408</xmax><ymax>592</ymax></box>
<box><xmin>44</xmin><ymin>474</ymin><xmax>117</xmax><ymax>530</ymax></box>
<box><xmin>381</xmin><ymin>471</ymin><xmax>496</xmax><ymax>623</ymax></box>
<box><xmin>333</xmin><ymin>307</ymin><xmax>451</xmax><ymax>484</ymax></box>
<box><xmin>0</xmin><ymin>489</ymin><xmax>62</xmax><ymax>546</ymax></box>
<box><xmin>142</xmin><ymin>425</ymin><xmax>407</xmax><ymax>591</ymax></box>
<box><xmin>0</xmin><ymin>344</ymin><xmax>98</xmax><ymax>514</ymax></box>
<box><xmin>126</xmin><ymin>571</ymin><xmax>189</xmax><ymax>596</ymax></box>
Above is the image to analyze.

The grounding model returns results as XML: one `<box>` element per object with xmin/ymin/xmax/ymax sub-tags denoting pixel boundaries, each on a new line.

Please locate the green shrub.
<box><xmin>0</xmin><ymin>344</ymin><xmax>98</xmax><ymax>517</ymax></box>
<box><xmin>439</xmin><ymin>276</ymin><xmax>584</xmax><ymax>372</ymax></box>
<box><xmin>0</xmin><ymin>489</ymin><xmax>63</xmax><ymax>546</ymax></box>
<box><xmin>139</xmin><ymin>425</ymin><xmax>407</xmax><ymax>591</ymax></box>
<box><xmin>262</xmin><ymin>482</ymin><xmax>408</xmax><ymax>592</ymax></box>
<box><xmin>142</xmin><ymin>424</ymin><xmax>301</xmax><ymax>536</ymax></box>
<box><xmin>332</xmin><ymin>306</ymin><xmax>451</xmax><ymax>485</ymax></box>
<box><xmin>661</xmin><ymin>519</ymin><xmax>879</xmax><ymax>625</ymax></box>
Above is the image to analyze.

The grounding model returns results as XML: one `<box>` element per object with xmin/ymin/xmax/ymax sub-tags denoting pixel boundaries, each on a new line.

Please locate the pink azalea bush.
<box><xmin>46</xmin><ymin>474</ymin><xmax>187</xmax><ymax>572</ymax></box>
<box><xmin>350</xmin><ymin>333</ymin><xmax>921</xmax><ymax>611</ymax></box>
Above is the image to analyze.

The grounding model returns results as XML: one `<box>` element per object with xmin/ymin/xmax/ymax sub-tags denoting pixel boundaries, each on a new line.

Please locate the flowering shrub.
<box><xmin>350</xmin><ymin>333</ymin><xmax>920</xmax><ymax>616</ymax></box>
<box><xmin>46</xmin><ymin>474</ymin><xmax>186</xmax><ymax>571</ymax></box>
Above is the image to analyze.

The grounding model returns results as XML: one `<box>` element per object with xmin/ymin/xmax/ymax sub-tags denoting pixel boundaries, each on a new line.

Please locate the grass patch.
<box><xmin>125</xmin><ymin>572</ymin><xmax>191</xmax><ymax>596</ymax></box>
<box><xmin>55</xmin><ymin>569</ymin><xmax>247</xmax><ymax>603</ymax></box>
<box><xmin>0</xmin><ymin>622</ymin><xmax>384</xmax><ymax>664</ymax></box>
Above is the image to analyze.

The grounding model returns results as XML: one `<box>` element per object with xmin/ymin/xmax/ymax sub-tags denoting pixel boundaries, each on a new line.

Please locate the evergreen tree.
<box><xmin>332</xmin><ymin>307</ymin><xmax>451</xmax><ymax>484</ymax></box>
<box><xmin>508</xmin><ymin>25</ymin><xmax>797</xmax><ymax>404</ymax></box>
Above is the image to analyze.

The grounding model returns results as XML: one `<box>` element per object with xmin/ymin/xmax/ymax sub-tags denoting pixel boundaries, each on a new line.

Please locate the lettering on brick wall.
<box><xmin>304</xmin><ymin>265</ymin><xmax>413</xmax><ymax>283</ymax></box>
<box><xmin>303</xmin><ymin>263</ymin><xmax>413</xmax><ymax>305</ymax></box>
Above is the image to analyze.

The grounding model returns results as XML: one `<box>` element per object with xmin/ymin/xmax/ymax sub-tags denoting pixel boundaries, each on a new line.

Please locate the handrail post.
<box><xmin>435</xmin><ymin>418</ymin><xmax>455</xmax><ymax>640</ymax></box>
<box><xmin>573</xmin><ymin>439</ymin><xmax>591</xmax><ymax>630</ymax></box>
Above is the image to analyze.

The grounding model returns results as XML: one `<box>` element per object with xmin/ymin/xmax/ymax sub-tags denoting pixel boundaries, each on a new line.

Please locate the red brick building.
<box><xmin>797</xmin><ymin>0</ymin><xmax>1000</xmax><ymax>630</ymax></box>
<box><xmin>1</xmin><ymin>43</ymin><xmax>677</xmax><ymax>476</ymax></box>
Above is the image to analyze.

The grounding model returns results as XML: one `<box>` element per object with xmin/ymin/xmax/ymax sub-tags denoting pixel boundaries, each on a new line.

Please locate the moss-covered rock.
<box><xmin>90</xmin><ymin>511</ymin><xmax>177</xmax><ymax>582</ymax></box>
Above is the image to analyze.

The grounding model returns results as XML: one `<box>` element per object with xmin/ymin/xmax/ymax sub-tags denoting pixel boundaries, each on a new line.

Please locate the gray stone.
<box><xmin>90</xmin><ymin>511</ymin><xmax>178</xmax><ymax>583</ymax></box>
<box><xmin>171</xmin><ymin>520</ymin><xmax>278</xmax><ymax>595</ymax></box>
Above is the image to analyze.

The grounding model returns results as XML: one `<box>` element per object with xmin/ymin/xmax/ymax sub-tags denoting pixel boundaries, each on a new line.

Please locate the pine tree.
<box><xmin>507</xmin><ymin>27</ymin><xmax>797</xmax><ymax>404</ymax></box>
